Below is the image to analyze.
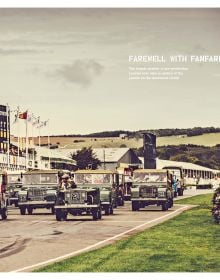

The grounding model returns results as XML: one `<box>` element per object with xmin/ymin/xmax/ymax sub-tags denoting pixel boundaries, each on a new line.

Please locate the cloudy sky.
<box><xmin>0</xmin><ymin>8</ymin><xmax>220</xmax><ymax>135</ymax></box>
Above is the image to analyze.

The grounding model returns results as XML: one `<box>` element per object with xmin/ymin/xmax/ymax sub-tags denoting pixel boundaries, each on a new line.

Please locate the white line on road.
<box><xmin>11</xmin><ymin>205</ymin><xmax>189</xmax><ymax>272</ymax></box>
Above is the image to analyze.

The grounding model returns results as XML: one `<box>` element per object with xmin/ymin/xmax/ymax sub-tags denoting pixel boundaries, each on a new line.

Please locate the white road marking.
<box><xmin>11</xmin><ymin>205</ymin><xmax>189</xmax><ymax>272</ymax></box>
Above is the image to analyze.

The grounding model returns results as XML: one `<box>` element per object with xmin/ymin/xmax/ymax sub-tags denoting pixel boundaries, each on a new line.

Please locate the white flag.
<box><xmin>32</xmin><ymin>116</ymin><xmax>40</xmax><ymax>127</ymax></box>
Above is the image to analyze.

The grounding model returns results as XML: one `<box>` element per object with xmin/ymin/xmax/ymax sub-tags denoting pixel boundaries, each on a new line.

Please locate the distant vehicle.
<box><xmin>211</xmin><ymin>187</ymin><xmax>220</xmax><ymax>224</ymax></box>
<box><xmin>74</xmin><ymin>170</ymin><xmax>115</xmax><ymax>215</ymax></box>
<box><xmin>55</xmin><ymin>185</ymin><xmax>102</xmax><ymax>221</ymax></box>
<box><xmin>7</xmin><ymin>170</ymin><xmax>24</xmax><ymax>207</ymax></box>
<box><xmin>162</xmin><ymin>166</ymin><xmax>185</xmax><ymax>196</ymax></box>
<box><xmin>118</xmin><ymin>167</ymin><xmax>133</xmax><ymax>201</ymax></box>
<box><xmin>0</xmin><ymin>171</ymin><xmax>8</xmax><ymax>220</ymax></box>
<box><xmin>17</xmin><ymin>170</ymin><xmax>63</xmax><ymax>215</ymax></box>
<box><xmin>131</xmin><ymin>169</ymin><xmax>174</xmax><ymax>211</ymax></box>
<box><xmin>196</xmin><ymin>177</ymin><xmax>213</xmax><ymax>189</ymax></box>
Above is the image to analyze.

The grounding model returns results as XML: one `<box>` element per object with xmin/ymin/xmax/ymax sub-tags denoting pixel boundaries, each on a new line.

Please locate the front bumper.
<box><xmin>18</xmin><ymin>201</ymin><xmax>55</xmax><ymax>207</ymax></box>
<box><xmin>55</xmin><ymin>204</ymin><xmax>99</xmax><ymax>209</ymax></box>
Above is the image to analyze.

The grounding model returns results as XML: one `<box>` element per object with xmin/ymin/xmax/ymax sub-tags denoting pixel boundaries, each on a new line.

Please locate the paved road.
<box><xmin>0</xmin><ymin>188</ymin><xmax>213</xmax><ymax>272</ymax></box>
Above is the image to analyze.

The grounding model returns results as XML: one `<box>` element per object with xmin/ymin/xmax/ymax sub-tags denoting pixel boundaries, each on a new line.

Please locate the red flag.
<box><xmin>19</xmin><ymin>111</ymin><xmax>28</xmax><ymax>120</ymax></box>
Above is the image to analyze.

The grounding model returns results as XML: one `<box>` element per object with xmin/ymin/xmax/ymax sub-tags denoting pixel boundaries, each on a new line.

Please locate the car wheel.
<box><xmin>56</xmin><ymin>209</ymin><xmax>67</xmax><ymax>221</ymax></box>
<box><xmin>1</xmin><ymin>208</ymin><xmax>7</xmax><ymax>220</ymax></box>
<box><xmin>110</xmin><ymin>205</ymin><xmax>114</xmax><ymax>215</ymax></box>
<box><xmin>169</xmin><ymin>199</ymin><xmax>173</xmax><ymax>208</ymax></box>
<box><xmin>20</xmin><ymin>206</ymin><xmax>26</xmax><ymax>215</ymax></box>
<box><xmin>27</xmin><ymin>207</ymin><xmax>33</xmax><ymax>215</ymax></box>
<box><xmin>51</xmin><ymin>206</ymin><xmax>55</xmax><ymax>214</ymax></box>
<box><xmin>98</xmin><ymin>208</ymin><xmax>102</xmax><ymax>220</ymax></box>
<box><xmin>162</xmin><ymin>202</ymin><xmax>168</xmax><ymax>211</ymax></box>
<box><xmin>104</xmin><ymin>206</ymin><xmax>110</xmax><ymax>215</ymax></box>
<box><xmin>92</xmin><ymin>210</ymin><xmax>99</xmax><ymax>221</ymax></box>
<box><xmin>132</xmin><ymin>201</ymin><xmax>139</xmax><ymax>211</ymax></box>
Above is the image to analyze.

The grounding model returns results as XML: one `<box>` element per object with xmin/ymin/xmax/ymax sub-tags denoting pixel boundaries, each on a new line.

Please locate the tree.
<box><xmin>71</xmin><ymin>147</ymin><xmax>101</xmax><ymax>170</ymax></box>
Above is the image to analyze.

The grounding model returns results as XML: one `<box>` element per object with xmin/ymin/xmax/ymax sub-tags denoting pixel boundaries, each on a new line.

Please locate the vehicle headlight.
<box><xmin>81</xmin><ymin>192</ymin><xmax>86</xmax><ymax>199</ymax></box>
<box><xmin>66</xmin><ymin>193</ymin><xmax>70</xmax><ymax>198</ymax></box>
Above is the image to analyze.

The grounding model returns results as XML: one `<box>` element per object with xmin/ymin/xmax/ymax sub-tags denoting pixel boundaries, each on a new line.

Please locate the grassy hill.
<box><xmin>35</xmin><ymin>133</ymin><xmax>220</xmax><ymax>149</ymax></box>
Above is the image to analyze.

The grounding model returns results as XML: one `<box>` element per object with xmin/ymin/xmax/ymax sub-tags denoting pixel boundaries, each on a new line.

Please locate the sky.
<box><xmin>0</xmin><ymin>8</ymin><xmax>220</xmax><ymax>135</ymax></box>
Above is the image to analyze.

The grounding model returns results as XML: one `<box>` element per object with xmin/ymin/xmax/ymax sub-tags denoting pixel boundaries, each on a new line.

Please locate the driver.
<box><xmin>60</xmin><ymin>174</ymin><xmax>71</xmax><ymax>190</ymax></box>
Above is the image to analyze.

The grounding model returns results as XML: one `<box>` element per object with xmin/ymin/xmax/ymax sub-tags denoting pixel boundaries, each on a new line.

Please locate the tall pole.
<box><xmin>47</xmin><ymin>119</ymin><xmax>51</xmax><ymax>169</ymax></box>
<box><xmin>17</xmin><ymin>106</ymin><xmax>20</xmax><ymax>170</ymax></box>
<box><xmin>6</xmin><ymin>104</ymin><xmax>10</xmax><ymax>169</ymax></box>
<box><xmin>38</xmin><ymin>126</ymin><xmax>41</xmax><ymax>147</ymax></box>
<box><xmin>25</xmin><ymin>110</ymin><xmax>28</xmax><ymax>170</ymax></box>
<box><xmin>103</xmin><ymin>149</ymin><xmax>106</xmax><ymax>170</ymax></box>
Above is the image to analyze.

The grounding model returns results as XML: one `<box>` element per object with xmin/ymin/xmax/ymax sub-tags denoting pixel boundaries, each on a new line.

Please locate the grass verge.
<box><xmin>36</xmin><ymin>194</ymin><xmax>220</xmax><ymax>272</ymax></box>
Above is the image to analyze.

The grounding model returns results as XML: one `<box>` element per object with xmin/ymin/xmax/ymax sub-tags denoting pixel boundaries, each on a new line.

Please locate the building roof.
<box><xmin>58</xmin><ymin>148</ymin><xmax>130</xmax><ymax>163</ymax></box>
<box><xmin>93</xmin><ymin>148</ymin><xmax>130</xmax><ymax>162</ymax></box>
<box><xmin>10</xmin><ymin>141</ymin><xmax>76</xmax><ymax>165</ymax></box>
<box><xmin>33</xmin><ymin>146</ymin><xmax>76</xmax><ymax>165</ymax></box>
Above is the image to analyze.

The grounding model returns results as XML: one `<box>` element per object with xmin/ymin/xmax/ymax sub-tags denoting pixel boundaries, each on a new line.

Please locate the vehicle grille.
<box><xmin>28</xmin><ymin>188</ymin><xmax>46</xmax><ymax>201</ymax></box>
<box><xmin>65</xmin><ymin>190</ymin><xmax>85</xmax><ymax>204</ymax></box>
<box><xmin>139</xmin><ymin>186</ymin><xmax>157</xmax><ymax>198</ymax></box>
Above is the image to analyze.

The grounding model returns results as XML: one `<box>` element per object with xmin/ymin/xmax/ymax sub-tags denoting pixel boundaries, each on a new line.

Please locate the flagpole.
<box><xmin>47</xmin><ymin>119</ymin><xmax>51</xmax><ymax>169</ymax></box>
<box><xmin>6</xmin><ymin>104</ymin><xmax>10</xmax><ymax>170</ymax></box>
<box><xmin>17</xmin><ymin>106</ymin><xmax>20</xmax><ymax>170</ymax></box>
<box><xmin>38</xmin><ymin>126</ymin><xmax>41</xmax><ymax>147</ymax></box>
<box><xmin>31</xmin><ymin>114</ymin><xmax>34</xmax><ymax>166</ymax></box>
<box><xmin>25</xmin><ymin>110</ymin><xmax>28</xmax><ymax>170</ymax></box>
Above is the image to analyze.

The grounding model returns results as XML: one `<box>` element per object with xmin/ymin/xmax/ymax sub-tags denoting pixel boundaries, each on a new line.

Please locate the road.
<box><xmin>0</xmin><ymin>188</ymin><xmax>213</xmax><ymax>272</ymax></box>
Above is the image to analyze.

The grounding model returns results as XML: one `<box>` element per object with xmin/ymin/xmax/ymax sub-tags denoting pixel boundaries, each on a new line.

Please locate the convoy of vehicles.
<box><xmin>196</xmin><ymin>177</ymin><xmax>213</xmax><ymax>189</ymax></box>
<box><xmin>17</xmin><ymin>170</ymin><xmax>62</xmax><ymax>215</ymax></box>
<box><xmin>118</xmin><ymin>167</ymin><xmax>133</xmax><ymax>201</ymax></box>
<box><xmin>74</xmin><ymin>170</ymin><xmax>115</xmax><ymax>215</ymax></box>
<box><xmin>2</xmin><ymin>166</ymin><xmax>218</xmax><ymax>226</ymax></box>
<box><xmin>131</xmin><ymin>169</ymin><xmax>174</xmax><ymax>211</ymax></box>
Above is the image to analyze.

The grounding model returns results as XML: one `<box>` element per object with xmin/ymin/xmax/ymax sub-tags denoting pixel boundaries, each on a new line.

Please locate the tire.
<box><xmin>51</xmin><ymin>206</ymin><xmax>55</xmax><ymax>214</ymax></box>
<box><xmin>121</xmin><ymin>198</ymin><xmax>124</xmax><ymax>206</ymax></box>
<box><xmin>104</xmin><ymin>206</ymin><xmax>110</xmax><ymax>215</ymax></box>
<box><xmin>109</xmin><ymin>205</ymin><xmax>113</xmax><ymax>215</ymax></box>
<box><xmin>98</xmin><ymin>208</ymin><xmax>102</xmax><ymax>220</ymax></box>
<box><xmin>56</xmin><ymin>209</ymin><xmax>67</xmax><ymax>221</ymax></box>
<box><xmin>162</xmin><ymin>202</ymin><xmax>168</xmax><ymax>211</ymax></box>
<box><xmin>27</xmin><ymin>207</ymin><xmax>33</xmax><ymax>215</ymax></box>
<box><xmin>178</xmin><ymin>189</ymin><xmax>183</xmax><ymax>196</ymax></box>
<box><xmin>20</xmin><ymin>206</ymin><xmax>26</xmax><ymax>215</ymax></box>
<box><xmin>132</xmin><ymin>201</ymin><xmax>139</xmax><ymax>211</ymax></box>
<box><xmin>14</xmin><ymin>201</ymin><xmax>18</xmax><ymax>207</ymax></box>
<box><xmin>1</xmin><ymin>208</ymin><xmax>7</xmax><ymax>220</ymax></box>
<box><xmin>168</xmin><ymin>199</ymin><xmax>173</xmax><ymax>208</ymax></box>
<box><xmin>92</xmin><ymin>210</ymin><xmax>99</xmax><ymax>221</ymax></box>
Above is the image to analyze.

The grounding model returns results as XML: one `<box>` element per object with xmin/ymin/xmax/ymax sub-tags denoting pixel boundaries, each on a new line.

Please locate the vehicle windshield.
<box><xmin>8</xmin><ymin>174</ymin><xmax>22</xmax><ymax>184</ymax></box>
<box><xmin>23</xmin><ymin>173</ymin><xmax>58</xmax><ymax>185</ymax></box>
<box><xmin>133</xmin><ymin>172</ymin><xmax>167</xmax><ymax>183</ymax></box>
<box><xmin>75</xmin><ymin>173</ymin><xmax>111</xmax><ymax>184</ymax></box>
